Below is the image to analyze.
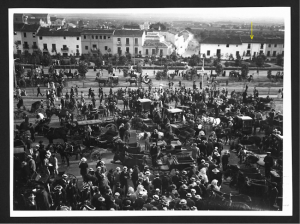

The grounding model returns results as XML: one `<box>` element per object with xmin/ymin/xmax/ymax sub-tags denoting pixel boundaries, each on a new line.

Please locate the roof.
<box><xmin>123</xmin><ymin>25</ymin><xmax>140</xmax><ymax>29</ymax></box>
<box><xmin>77</xmin><ymin>119</ymin><xmax>103</xmax><ymax>125</ymax></box>
<box><xmin>138</xmin><ymin>99</ymin><xmax>152</xmax><ymax>103</ymax></box>
<box><xmin>168</xmin><ymin>108</ymin><xmax>183</xmax><ymax>113</ymax></box>
<box><xmin>26</xmin><ymin>14</ymin><xmax>48</xmax><ymax>18</ymax></box>
<box><xmin>113</xmin><ymin>29</ymin><xmax>144</xmax><ymax>37</ymax></box>
<box><xmin>178</xmin><ymin>30</ymin><xmax>193</xmax><ymax>37</ymax></box>
<box><xmin>240</xmin><ymin>36</ymin><xmax>266</xmax><ymax>43</ymax></box>
<box><xmin>237</xmin><ymin>115</ymin><xmax>252</xmax><ymax>120</ymax></box>
<box><xmin>50</xmin><ymin>17</ymin><xmax>57</xmax><ymax>21</ymax></box>
<box><xmin>37</xmin><ymin>27</ymin><xmax>82</xmax><ymax>36</ymax></box>
<box><xmin>265</xmin><ymin>38</ymin><xmax>284</xmax><ymax>44</ymax></box>
<box><xmin>201</xmin><ymin>36</ymin><xmax>242</xmax><ymax>45</ymax></box>
<box><xmin>143</xmin><ymin>40</ymin><xmax>168</xmax><ymax>48</ymax></box>
<box><xmin>27</xmin><ymin>18</ymin><xmax>41</xmax><ymax>24</ymax></box>
<box><xmin>21</xmin><ymin>24</ymin><xmax>40</xmax><ymax>32</ymax></box>
<box><xmin>14</xmin><ymin>23</ymin><xmax>24</xmax><ymax>32</ymax></box>
<box><xmin>81</xmin><ymin>29</ymin><xmax>115</xmax><ymax>34</ymax></box>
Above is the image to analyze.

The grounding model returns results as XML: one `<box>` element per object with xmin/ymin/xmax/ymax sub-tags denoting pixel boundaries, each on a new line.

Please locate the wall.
<box><xmin>81</xmin><ymin>33</ymin><xmax>113</xmax><ymax>55</ymax></box>
<box><xmin>112</xmin><ymin>35</ymin><xmax>144</xmax><ymax>56</ymax></box>
<box><xmin>175</xmin><ymin>32</ymin><xmax>194</xmax><ymax>55</ymax></box>
<box><xmin>200</xmin><ymin>43</ymin><xmax>243</xmax><ymax>59</ymax></box>
<box><xmin>13</xmin><ymin>31</ymin><xmax>23</xmax><ymax>54</ymax></box>
<box><xmin>37</xmin><ymin>35</ymin><xmax>82</xmax><ymax>56</ymax></box>
<box><xmin>240</xmin><ymin>43</ymin><xmax>265</xmax><ymax>58</ymax></box>
<box><xmin>265</xmin><ymin>43</ymin><xmax>284</xmax><ymax>57</ymax></box>
<box><xmin>21</xmin><ymin>30</ymin><xmax>39</xmax><ymax>54</ymax></box>
<box><xmin>142</xmin><ymin>47</ymin><xmax>168</xmax><ymax>56</ymax></box>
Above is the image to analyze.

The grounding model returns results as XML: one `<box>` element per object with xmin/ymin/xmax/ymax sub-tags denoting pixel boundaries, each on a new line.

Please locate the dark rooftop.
<box><xmin>201</xmin><ymin>36</ymin><xmax>242</xmax><ymax>45</ymax></box>
<box><xmin>81</xmin><ymin>29</ymin><xmax>115</xmax><ymax>34</ymax></box>
<box><xmin>21</xmin><ymin>24</ymin><xmax>40</xmax><ymax>32</ymax></box>
<box><xmin>265</xmin><ymin>38</ymin><xmax>284</xmax><ymax>44</ymax></box>
<box><xmin>123</xmin><ymin>25</ymin><xmax>140</xmax><ymax>30</ymax></box>
<box><xmin>113</xmin><ymin>29</ymin><xmax>144</xmax><ymax>37</ymax></box>
<box><xmin>14</xmin><ymin>23</ymin><xmax>24</xmax><ymax>32</ymax></box>
<box><xmin>143</xmin><ymin>40</ymin><xmax>168</xmax><ymax>48</ymax></box>
<box><xmin>36</xmin><ymin>27</ymin><xmax>82</xmax><ymax>36</ymax></box>
<box><xmin>240</xmin><ymin>36</ymin><xmax>266</xmax><ymax>43</ymax></box>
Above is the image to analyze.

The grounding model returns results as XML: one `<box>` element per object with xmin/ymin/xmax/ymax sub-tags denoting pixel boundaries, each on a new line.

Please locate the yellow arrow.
<box><xmin>250</xmin><ymin>22</ymin><xmax>254</xmax><ymax>39</ymax></box>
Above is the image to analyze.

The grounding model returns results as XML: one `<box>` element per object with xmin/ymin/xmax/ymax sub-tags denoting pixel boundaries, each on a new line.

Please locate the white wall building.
<box><xmin>81</xmin><ymin>29</ymin><xmax>114</xmax><ymax>55</ymax></box>
<box><xmin>20</xmin><ymin>24</ymin><xmax>41</xmax><ymax>54</ymax></box>
<box><xmin>112</xmin><ymin>30</ymin><xmax>145</xmax><ymax>56</ymax></box>
<box><xmin>200</xmin><ymin>36</ymin><xmax>243</xmax><ymax>59</ymax></box>
<box><xmin>240</xmin><ymin>36</ymin><xmax>266</xmax><ymax>59</ymax></box>
<box><xmin>13</xmin><ymin>23</ymin><xmax>24</xmax><ymax>54</ymax></box>
<box><xmin>36</xmin><ymin>27</ymin><xmax>82</xmax><ymax>56</ymax></box>
<box><xmin>264</xmin><ymin>38</ymin><xmax>284</xmax><ymax>58</ymax></box>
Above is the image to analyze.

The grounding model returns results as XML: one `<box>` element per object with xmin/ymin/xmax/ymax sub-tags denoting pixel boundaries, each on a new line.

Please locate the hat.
<box><xmin>81</xmin><ymin>157</ymin><xmax>87</xmax><ymax>162</ymax></box>
<box><xmin>114</xmin><ymin>192</ymin><xmax>120</xmax><ymax>196</ymax></box>
<box><xmin>89</xmin><ymin>168</ymin><xmax>94</xmax><ymax>172</ymax></box>
<box><xmin>186</xmin><ymin>193</ymin><xmax>192</xmax><ymax>198</ymax></box>
<box><xmin>182</xmin><ymin>171</ymin><xmax>187</xmax><ymax>175</ymax></box>
<box><xmin>100</xmin><ymin>161</ymin><xmax>105</xmax><ymax>165</ymax></box>
<box><xmin>98</xmin><ymin>197</ymin><xmax>105</xmax><ymax>202</ymax></box>
<box><xmin>54</xmin><ymin>185</ymin><xmax>63</xmax><ymax>191</ymax></box>
<box><xmin>62</xmin><ymin>174</ymin><xmax>68</xmax><ymax>179</ymax></box>
<box><xmin>212</xmin><ymin>168</ymin><xmax>220</xmax><ymax>173</ymax></box>
<box><xmin>201</xmin><ymin>159</ymin><xmax>205</xmax><ymax>163</ymax></box>
<box><xmin>123</xmin><ymin>166</ymin><xmax>128</xmax><ymax>170</ymax></box>
<box><xmin>214</xmin><ymin>152</ymin><xmax>220</xmax><ymax>157</ymax></box>
<box><xmin>153</xmin><ymin>195</ymin><xmax>159</xmax><ymax>200</ymax></box>
<box><xmin>155</xmin><ymin>188</ymin><xmax>160</xmax><ymax>192</ymax></box>
<box><xmin>179</xmin><ymin>199</ymin><xmax>187</xmax><ymax>205</ymax></box>
<box><xmin>190</xmin><ymin>177</ymin><xmax>196</xmax><ymax>181</ymax></box>
<box><xmin>155</xmin><ymin>173</ymin><xmax>160</xmax><ymax>177</ymax></box>
<box><xmin>27</xmin><ymin>155</ymin><xmax>33</xmax><ymax>159</ymax></box>
<box><xmin>267</xmin><ymin>152</ymin><xmax>271</xmax><ymax>154</ymax></box>
<box><xmin>195</xmin><ymin>195</ymin><xmax>202</xmax><ymax>200</ymax></box>
<box><xmin>224</xmin><ymin>150</ymin><xmax>230</xmax><ymax>154</ymax></box>
<box><xmin>116</xmin><ymin>167</ymin><xmax>121</xmax><ymax>171</ymax></box>
<box><xmin>182</xmin><ymin>184</ymin><xmax>188</xmax><ymax>190</ymax></box>
<box><xmin>145</xmin><ymin>171</ymin><xmax>150</xmax><ymax>175</ymax></box>
<box><xmin>96</xmin><ymin>166</ymin><xmax>101</xmax><ymax>170</ymax></box>
<box><xmin>191</xmin><ymin>189</ymin><xmax>196</xmax><ymax>193</ymax></box>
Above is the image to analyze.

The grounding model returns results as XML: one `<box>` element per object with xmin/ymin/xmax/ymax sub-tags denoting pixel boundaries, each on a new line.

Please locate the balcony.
<box><xmin>23</xmin><ymin>44</ymin><xmax>29</xmax><ymax>49</ymax></box>
<box><xmin>43</xmin><ymin>48</ymin><xmax>48</xmax><ymax>52</ymax></box>
<box><xmin>61</xmin><ymin>47</ymin><xmax>69</xmax><ymax>51</ymax></box>
<box><xmin>91</xmin><ymin>48</ymin><xmax>98</xmax><ymax>53</ymax></box>
<box><xmin>134</xmin><ymin>43</ymin><xmax>139</xmax><ymax>46</ymax></box>
<box><xmin>32</xmin><ymin>45</ymin><xmax>38</xmax><ymax>50</ymax></box>
<box><xmin>125</xmin><ymin>43</ymin><xmax>130</xmax><ymax>46</ymax></box>
<box><xmin>117</xmin><ymin>41</ymin><xmax>121</xmax><ymax>45</ymax></box>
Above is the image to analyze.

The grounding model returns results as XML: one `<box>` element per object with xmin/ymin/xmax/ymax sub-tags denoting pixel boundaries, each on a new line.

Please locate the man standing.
<box><xmin>37</xmin><ymin>85</ymin><xmax>43</xmax><ymax>97</ymax></box>
<box><xmin>221</xmin><ymin>150</ymin><xmax>230</xmax><ymax>171</ymax></box>
<box><xmin>263</xmin><ymin>152</ymin><xmax>274</xmax><ymax>178</ymax></box>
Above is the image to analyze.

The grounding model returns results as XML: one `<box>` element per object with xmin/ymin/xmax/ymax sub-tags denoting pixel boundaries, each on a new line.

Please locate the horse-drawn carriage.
<box><xmin>137</xmin><ymin>98</ymin><xmax>152</xmax><ymax>118</ymax></box>
<box><xmin>108</xmin><ymin>76</ymin><xmax>119</xmax><ymax>86</ymax></box>
<box><xmin>234</xmin><ymin>115</ymin><xmax>253</xmax><ymax>135</ymax></box>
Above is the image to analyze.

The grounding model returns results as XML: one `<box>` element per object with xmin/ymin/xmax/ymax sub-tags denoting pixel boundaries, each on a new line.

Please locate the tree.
<box><xmin>241</xmin><ymin>64</ymin><xmax>249</xmax><ymax>77</ymax></box>
<box><xmin>112</xmin><ymin>54</ymin><xmax>120</xmax><ymax>66</ymax></box>
<box><xmin>95</xmin><ymin>57</ymin><xmax>102</xmax><ymax>68</ymax></box>
<box><xmin>15</xmin><ymin>63</ymin><xmax>24</xmax><ymax>78</ymax></box>
<box><xmin>126</xmin><ymin>52</ymin><xmax>132</xmax><ymax>61</ymax></box>
<box><xmin>107</xmin><ymin>64</ymin><xmax>113</xmax><ymax>74</ymax></box>
<box><xmin>70</xmin><ymin>55</ymin><xmax>76</xmax><ymax>64</ymax></box>
<box><xmin>42</xmin><ymin>53</ymin><xmax>52</xmax><ymax>66</ymax></box>
<box><xmin>48</xmin><ymin>65</ymin><xmax>55</xmax><ymax>74</ymax></box>
<box><xmin>56</xmin><ymin>53</ymin><xmax>62</xmax><ymax>60</ymax></box>
<box><xmin>235</xmin><ymin>52</ymin><xmax>241</xmax><ymax>66</ymax></box>
<box><xmin>256</xmin><ymin>53</ymin><xmax>266</xmax><ymax>67</ymax></box>
<box><xmin>276</xmin><ymin>53</ymin><xmax>284</xmax><ymax>66</ymax></box>
<box><xmin>78</xmin><ymin>61</ymin><xmax>89</xmax><ymax>76</ymax></box>
<box><xmin>225</xmin><ymin>61</ymin><xmax>229</xmax><ymax>67</ymax></box>
<box><xmin>136</xmin><ymin>62</ymin><xmax>143</xmax><ymax>73</ymax></box>
<box><xmin>119</xmin><ymin>55</ymin><xmax>128</xmax><ymax>65</ymax></box>
<box><xmin>151</xmin><ymin>55</ymin><xmax>156</xmax><ymax>62</ymax></box>
<box><xmin>215</xmin><ymin>63</ymin><xmax>223</xmax><ymax>75</ymax></box>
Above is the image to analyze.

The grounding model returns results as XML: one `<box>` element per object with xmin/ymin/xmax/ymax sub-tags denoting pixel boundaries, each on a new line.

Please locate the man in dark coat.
<box><xmin>134</xmin><ymin>192</ymin><xmax>145</xmax><ymax>210</ymax></box>
<box><xmin>120</xmin><ymin>166</ymin><xmax>129</xmax><ymax>194</ymax></box>
<box><xmin>222</xmin><ymin>150</ymin><xmax>230</xmax><ymax>171</ymax></box>
<box><xmin>263</xmin><ymin>152</ymin><xmax>274</xmax><ymax>178</ymax></box>
<box><xmin>152</xmin><ymin>173</ymin><xmax>162</xmax><ymax>191</ymax></box>
<box><xmin>17</xmin><ymin>97</ymin><xmax>24</xmax><ymax>109</ymax></box>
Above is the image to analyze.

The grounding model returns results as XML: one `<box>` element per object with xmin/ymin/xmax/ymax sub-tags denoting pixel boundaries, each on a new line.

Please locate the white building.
<box><xmin>50</xmin><ymin>17</ymin><xmax>66</xmax><ymax>27</ymax></box>
<box><xmin>142</xmin><ymin>40</ymin><xmax>173</xmax><ymax>56</ymax></box>
<box><xmin>20</xmin><ymin>24</ymin><xmax>41</xmax><ymax>54</ymax></box>
<box><xmin>13</xmin><ymin>23</ymin><xmax>24</xmax><ymax>54</ymax></box>
<box><xmin>140</xmin><ymin>22</ymin><xmax>150</xmax><ymax>30</ymax></box>
<box><xmin>81</xmin><ymin>29</ymin><xmax>114</xmax><ymax>55</ymax></box>
<box><xmin>112</xmin><ymin>30</ymin><xmax>145</xmax><ymax>56</ymax></box>
<box><xmin>175</xmin><ymin>30</ymin><xmax>194</xmax><ymax>56</ymax></box>
<box><xmin>264</xmin><ymin>38</ymin><xmax>284</xmax><ymax>58</ymax></box>
<box><xmin>36</xmin><ymin>27</ymin><xmax>82</xmax><ymax>56</ymax></box>
<box><xmin>200</xmin><ymin>36</ymin><xmax>243</xmax><ymax>59</ymax></box>
<box><xmin>240</xmin><ymin>36</ymin><xmax>266</xmax><ymax>59</ymax></box>
<box><xmin>147</xmin><ymin>30</ymin><xmax>176</xmax><ymax>44</ymax></box>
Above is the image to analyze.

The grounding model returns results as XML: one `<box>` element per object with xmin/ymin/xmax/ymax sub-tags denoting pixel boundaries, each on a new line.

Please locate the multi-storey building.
<box><xmin>240</xmin><ymin>36</ymin><xmax>266</xmax><ymax>59</ymax></box>
<box><xmin>175</xmin><ymin>30</ymin><xmax>194</xmax><ymax>55</ymax></box>
<box><xmin>13</xmin><ymin>23</ymin><xmax>24</xmax><ymax>54</ymax></box>
<box><xmin>264</xmin><ymin>38</ymin><xmax>284</xmax><ymax>58</ymax></box>
<box><xmin>36</xmin><ymin>27</ymin><xmax>82</xmax><ymax>56</ymax></box>
<box><xmin>20</xmin><ymin>24</ymin><xmax>41</xmax><ymax>54</ymax></box>
<box><xmin>112</xmin><ymin>30</ymin><xmax>145</xmax><ymax>56</ymax></box>
<box><xmin>200</xmin><ymin>36</ymin><xmax>242</xmax><ymax>59</ymax></box>
<box><xmin>81</xmin><ymin>29</ymin><xmax>114</xmax><ymax>56</ymax></box>
<box><xmin>23</xmin><ymin>14</ymin><xmax>51</xmax><ymax>27</ymax></box>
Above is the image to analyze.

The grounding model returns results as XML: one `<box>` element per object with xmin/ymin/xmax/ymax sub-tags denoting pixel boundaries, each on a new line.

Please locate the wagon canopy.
<box><xmin>77</xmin><ymin>119</ymin><xmax>103</xmax><ymax>126</ymax></box>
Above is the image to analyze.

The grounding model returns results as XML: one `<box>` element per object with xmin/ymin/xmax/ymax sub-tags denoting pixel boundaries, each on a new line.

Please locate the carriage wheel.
<box><xmin>76</xmin><ymin>115</ymin><xmax>85</xmax><ymax>121</ymax></box>
<box><xmin>105</xmin><ymin>123</ymin><xmax>118</xmax><ymax>132</ymax></box>
<box><xmin>35</xmin><ymin>108</ymin><xmax>45</xmax><ymax>116</ymax></box>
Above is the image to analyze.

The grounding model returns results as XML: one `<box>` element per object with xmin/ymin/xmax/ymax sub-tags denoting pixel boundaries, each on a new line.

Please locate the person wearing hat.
<box><xmin>211</xmin><ymin>168</ymin><xmax>222</xmax><ymax>186</ymax></box>
<box><xmin>120</xmin><ymin>166</ymin><xmax>129</xmax><ymax>195</ymax></box>
<box><xmin>177</xmin><ymin>199</ymin><xmax>189</xmax><ymax>210</ymax></box>
<box><xmin>172</xmin><ymin>170</ymin><xmax>182</xmax><ymax>190</ymax></box>
<box><xmin>152</xmin><ymin>173</ymin><xmax>162</xmax><ymax>192</ymax></box>
<box><xmin>112</xmin><ymin>167</ymin><xmax>121</xmax><ymax>193</ymax></box>
<box><xmin>264</xmin><ymin>152</ymin><xmax>274</xmax><ymax>178</ymax></box>
<box><xmin>53</xmin><ymin>185</ymin><xmax>67</xmax><ymax>208</ymax></box>
<box><xmin>150</xmin><ymin>143</ymin><xmax>158</xmax><ymax>167</ymax></box>
<box><xmin>222</xmin><ymin>150</ymin><xmax>230</xmax><ymax>171</ymax></box>
<box><xmin>26</xmin><ymin>154</ymin><xmax>36</xmax><ymax>177</ymax></box>
<box><xmin>186</xmin><ymin>193</ymin><xmax>195</xmax><ymax>208</ymax></box>
<box><xmin>122</xmin><ymin>199</ymin><xmax>133</xmax><ymax>210</ymax></box>
<box><xmin>207</xmin><ymin>179</ymin><xmax>221</xmax><ymax>192</ymax></box>
<box><xmin>66</xmin><ymin>179</ymin><xmax>79</xmax><ymax>210</ymax></box>
<box><xmin>133</xmin><ymin>191</ymin><xmax>146</xmax><ymax>210</ymax></box>
<box><xmin>151</xmin><ymin>194</ymin><xmax>160</xmax><ymax>208</ymax></box>
<box><xmin>79</xmin><ymin>157</ymin><xmax>89</xmax><ymax>182</ymax></box>
<box><xmin>191</xmin><ymin>143</ymin><xmax>200</xmax><ymax>162</ymax></box>
<box><xmin>178</xmin><ymin>184</ymin><xmax>189</xmax><ymax>199</ymax></box>
<box><xmin>25</xmin><ymin>193</ymin><xmax>37</xmax><ymax>210</ymax></box>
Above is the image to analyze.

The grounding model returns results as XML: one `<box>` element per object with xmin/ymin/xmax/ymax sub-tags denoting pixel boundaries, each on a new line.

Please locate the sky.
<box><xmin>51</xmin><ymin>8</ymin><xmax>286</xmax><ymax>23</ymax></box>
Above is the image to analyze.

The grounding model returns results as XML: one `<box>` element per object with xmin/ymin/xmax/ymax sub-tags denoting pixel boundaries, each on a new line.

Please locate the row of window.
<box><xmin>83</xmin><ymin>35</ymin><xmax>110</xmax><ymax>40</ymax></box>
<box><xmin>38</xmin><ymin>36</ymin><xmax>80</xmax><ymax>40</ymax></box>
<box><xmin>117</xmin><ymin>47</ymin><xmax>141</xmax><ymax>54</ymax></box>
<box><xmin>41</xmin><ymin>44</ymin><xmax>79</xmax><ymax>50</ymax></box>
<box><xmin>117</xmin><ymin>38</ymin><xmax>139</xmax><ymax>45</ymax></box>
<box><xmin>206</xmin><ymin>49</ymin><xmax>283</xmax><ymax>57</ymax></box>
<box><xmin>85</xmin><ymin>45</ymin><xmax>108</xmax><ymax>51</ymax></box>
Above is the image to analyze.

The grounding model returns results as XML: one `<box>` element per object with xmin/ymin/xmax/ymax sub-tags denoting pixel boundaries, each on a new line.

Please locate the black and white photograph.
<box><xmin>9</xmin><ymin>7</ymin><xmax>292</xmax><ymax>217</ymax></box>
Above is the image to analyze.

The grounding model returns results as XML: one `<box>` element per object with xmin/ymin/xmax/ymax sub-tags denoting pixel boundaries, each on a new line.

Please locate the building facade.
<box><xmin>81</xmin><ymin>29</ymin><xmax>114</xmax><ymax>56</ymax></box>
<box><xmin>36</xmin><ymin>27</ymin><xmax>82</xmax><ymax>56</ymax></box>
<box><xmin>142</xmin><ymin>40</ymin><xmax>173</xmax><ymax>56</ymax></box>
<box><xmin>23</xmin><ymin>14</ymin><xmax>51</xmax><ymax>27</ymax></box>
<box><xmin>13</xmin><ymin>23</ymin><xmax>24</xmax><ymax>54</ymax></box>
<box><xmin>20</xmin><ymin>24</ymin><xmax>41</xmax><ymax>54</ymax></box>
<box><xmin>112</xmin><ymin>30</ymin><xmax>145</xmax><ymax>56</ymax></box>
<box><xmin>200</xmin><ymin>36</ymin><xmax>242</xmax><ymax>59</ymax></box>
<box><xmin>50</xmin><ymin>17</ymin><xmax>66</xmax><ymax>27</ymax></box>
<box><xmin>264</xmin><ymin>38</ymin><xmax>284</xmax><ymax>58</ymax></box>
<box><xmin>240</xmin><ymin>36</ymin><xmax>266</xmax><ymax>59</ymax></box>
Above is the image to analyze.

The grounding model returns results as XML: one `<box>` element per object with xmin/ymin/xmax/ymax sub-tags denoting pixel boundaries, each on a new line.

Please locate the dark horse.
<box><xmin>44</xmin><ymin>126</ymin><xmax>68</xmax><ymax>144</ymax></box>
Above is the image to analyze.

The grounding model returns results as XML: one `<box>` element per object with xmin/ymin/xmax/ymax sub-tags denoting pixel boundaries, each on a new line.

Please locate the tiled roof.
<box><xmin>265</xmin><ymin>38</ymin><xmax>284</xmax><ymax>44</ymax></box>
<box><xmin>201</xmin><ymin>36</ymin><xmax>242</xmax><ymax>45</ymax></box>
<box><xmin>240</xmin><ymin>36</ymin><xmax>266</xmax><ymax>43</ymax></box>
<box><xmin>25</xmin><ymin>14</ymin><xmax>48</xmax><ymax>18</ymax></box>
<box><xmin>14</xmin><ymin>23</ymin><xmax>24</xmax><ymax>32</ymax></box>
<box><xmin>21</xmin><ymin>24</ymin><xmax>40</xmax><ymax>32</ymax></box>
<box><xmin>143</xmin><ymin>40</ymin><xmax>168</xmax><ymax>48</ymax></box>
<box><xmin>113</xmin><ymin>29</ymin><xmax>144</xmax><ymax>37</ymax></box>
<box><xmin>50</xmin><ymin>17</ymin><xmax>57</xmax><ymax>21</ymax></box>
<box><xmin>36</xmin><ymin>27</ymin><xmax>82</xmax><ymax>36</ymax></box>
<box><xmin>81</xmin><ymin>29</ymin><xmax>115</xmax><ymax>34</ymax></box>
<box><xmin>123</xmin><ymin>25</ymin><xmax>140</xmax><ymax>29</ymax></box>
